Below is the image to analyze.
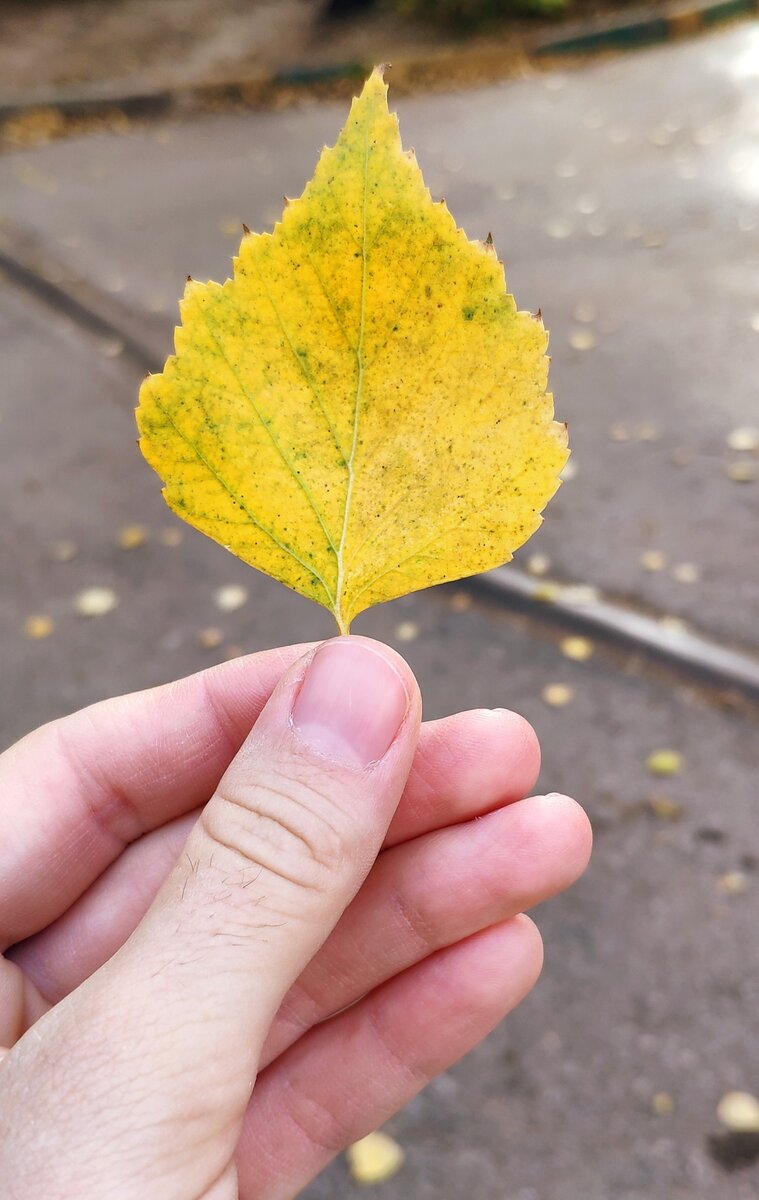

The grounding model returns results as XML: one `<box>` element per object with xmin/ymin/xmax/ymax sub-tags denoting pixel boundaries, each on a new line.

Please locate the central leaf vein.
<box><xmin>334</xmin><ymin>134</ymin><xmax>371</xmax><ymax>634</ymax></box>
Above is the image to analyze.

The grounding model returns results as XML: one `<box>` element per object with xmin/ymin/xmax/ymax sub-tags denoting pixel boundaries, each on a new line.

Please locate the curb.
<box><xmin>533</xmin><ymin>0</ymin><xmax>758</xmax><ymax>55</ymax></box>
<box><xmin>0</xmin><ymin>0</ymin><xmax>757</xmax><ymax>144</ymax></box>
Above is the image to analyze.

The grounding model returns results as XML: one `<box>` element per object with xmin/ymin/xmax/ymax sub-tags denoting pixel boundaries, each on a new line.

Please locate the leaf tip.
<box><xmin>242</xmin><ymin>222</ymin><xmax>251</xmax><ymax>235</ymax></box>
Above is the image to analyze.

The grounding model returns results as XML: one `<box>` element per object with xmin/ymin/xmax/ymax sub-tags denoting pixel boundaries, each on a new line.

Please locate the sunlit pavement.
<box><xmin>1</xmin><ymin>24</ymin><xmax>758</xmax><ymax>1199</ymax></box>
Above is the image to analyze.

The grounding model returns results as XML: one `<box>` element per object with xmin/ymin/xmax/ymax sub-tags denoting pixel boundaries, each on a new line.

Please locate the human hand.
<box><xmin>0</xmin><ymin>636</ymin><xmax>591</xmax><ymax>1199</ymax></box>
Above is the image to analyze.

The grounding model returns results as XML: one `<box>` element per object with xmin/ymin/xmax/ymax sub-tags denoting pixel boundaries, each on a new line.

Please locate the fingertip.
<box><xmin>490</xmin><ymin>708</ymin><xmax>542</xmax><ymax>788</ymax></box>
<box><xmin>457</xmin><ymin>707</ymin><xmax>542</xmax><ymax>800</ymax></box>
<box><xmin>538</xmin><ymin>793</ymin><xmax>593</xmax><ymax>880</ymax></box>
<box><xmin>510</xmin><ymin>913</ymin><xmax>545</xmax><ymax>986</ymax></box>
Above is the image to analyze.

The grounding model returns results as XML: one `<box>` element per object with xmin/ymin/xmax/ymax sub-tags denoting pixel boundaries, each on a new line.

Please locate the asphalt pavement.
<box><xmin>1</xmin><ymin>22</ymin><xmax>758</xmax><ymax>1200</ymax></box>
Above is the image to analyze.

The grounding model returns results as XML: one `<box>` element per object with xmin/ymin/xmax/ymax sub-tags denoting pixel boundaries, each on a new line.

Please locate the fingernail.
<box><xmin>292</xmin><ymin>639</ymin><xmax>409</xmax><ymax>768</ymax></box>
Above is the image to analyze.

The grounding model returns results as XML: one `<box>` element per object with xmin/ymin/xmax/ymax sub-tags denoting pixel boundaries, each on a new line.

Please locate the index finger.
<box><xmin>0</xmin><ymin>643</ymin><xmax>313</xmax><ymax>951</ymax></box>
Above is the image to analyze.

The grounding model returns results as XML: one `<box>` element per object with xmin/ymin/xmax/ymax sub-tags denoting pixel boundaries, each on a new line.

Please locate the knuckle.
<box><xmin>389</xmin><ymin>878</ymin><xmax>435</xmax><ymax>959</ymax></box>
<box><xmin>200</xmin><ymin>766</ymin><xmax>350</xmax><ymax>894</ymax></box>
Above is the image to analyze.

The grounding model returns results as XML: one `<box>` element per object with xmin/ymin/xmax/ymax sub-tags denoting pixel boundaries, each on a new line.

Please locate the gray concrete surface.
<box><xmin>1</xmin><ymin>23</ymin><xmax>759</xmax><ymax>1200</ymax></box>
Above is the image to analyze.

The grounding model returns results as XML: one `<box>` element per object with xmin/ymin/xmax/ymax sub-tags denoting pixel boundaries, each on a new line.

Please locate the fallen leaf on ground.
<box><xmin>659</xmin><ymin>615</ymin><xmax>689</xmax><ymax>635</ymax></box>
<box><xmin>569</xmin><ymin>328</ymin><xmax>597</xmax><ymax>351</ymax></box>
<box><xmin>535</xmin><ymin>582</ymin><xmax>560</xmax><ymax>602</ymax></box>
<box><xmin>526</xmin><ymin>552</ymin><xmax>551</xmax><ymax>576</ymax></box>
<box><xmin>560</xmin><ymin>584</ymin><xmax>599</xmax><ymax>606</ymax></box>
<box><xmin>24</xmin><ymin>615</ymin><xmax>55</xmax><ymax>640</ymax></box>
<box><xmin>727</xmin><ymin>461</ymin><xmax>757</xmax><ymax>483</ymax></box>
<box><xmin>672</xmin><ymin>562</ymin><xmax>700</xmax><ymax>583</ymax></box>
<box><xmin>137</xmin><ymin>69</ymin><xmax>567</xmax><ymax>633</ymax></box>
<box><xmin>561</xmin><ymin>636</ymin><xmax>593</xmax><ymax>661</ymax></box>
<box><xmin>640</xmin><ymin>550</ymin><xmax>666</xmax><ymax>572</ymax></box>
<box><xmin>717</xmin><ymin>1092</ymin><xmax>759</xmax><ymax>1132</ymax></box>
<box><xmin>346</xmin><ymin>1131</ymin><xmax>405</xmax><ymax>1184</ymax></box>
<box><xmin>197</xmin><ymin>627</ymin><xmax>223</xmax><ymax>649</ymax></box>
<box><xmin>647</xmin><ymin>794</ymin><xmax>683</xmax><ymax>821</ymax></box>
<box><xmin>646</xmin><ymin>749</ymin><xmax>683</xmax><ymax>777</ymax></box>
<box><xmin>726</xmin><ymin>427</ymin><xmax>758</xmax><ymax>452</ymax></box>
<box><xmin>214</xmin><ymin>584</ymin><xmax>249</xmax><ymax>612</ymax></box>
<box><xmin>395</xmin><ymin>620</ymin><xmax>419</xmax><ymax>642</ymax></box>
<box><xmin>449</xmin><ymin>590</ymin><xmax>472</xmax><ymax>612</ymax></box>
<box><xmin>75</xmin><ymin>586</ymin><xmax>118</xmax><ymax>617</ymax></box>
<box><xmin>542</xmin><ymin>683</ymin><xmax>574</xmax><ymax>707</ymax></box>
<box><xmin>717</xmin><ymin>871</ymin><xmax>747</xmax><ymax>895</ymax></box>
<box><xmin>118</xmin><ymin>524</ymin><xmax>148</xmax><ymax>550</ymax></box>
<box><xmin>159</xmin><ymin>527</ymin><xmax>184</xmax><ymax>547</ymax></box>
<box><xmin>576</xmin><ymin>194</ymin><xmax>599</xmax><ymax>214</ymax></box>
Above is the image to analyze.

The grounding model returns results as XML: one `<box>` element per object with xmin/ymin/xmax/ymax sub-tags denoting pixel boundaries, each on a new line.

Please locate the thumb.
<box><xmin>136</xmin><ymin>634</ymin><xmax>419</xmax><ymax>1048</ymax></box>
<box><xmin>0</xmin><ymin>637</ymin><xmax>420</xmax><ymax>1198</ymax></box>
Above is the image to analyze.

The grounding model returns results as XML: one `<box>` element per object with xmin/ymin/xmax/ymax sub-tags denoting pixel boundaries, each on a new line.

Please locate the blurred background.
<box><xmin>1</xmin><ymin>1</ymin><xmax>759</xmax><ymax>1196</ymax></box>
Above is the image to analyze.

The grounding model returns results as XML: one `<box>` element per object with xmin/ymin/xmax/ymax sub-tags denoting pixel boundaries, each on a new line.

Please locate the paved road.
<box><xmin>1</xmin><ymin>24</ymin><xmax>759</xmax><ymax>1199</ymax></box>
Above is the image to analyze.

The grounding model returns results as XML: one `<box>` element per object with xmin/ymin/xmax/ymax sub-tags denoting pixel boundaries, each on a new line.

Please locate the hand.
<box><xmin>0</xmin><ymin>636</ymin><xmax>591</xmax><ymax>1199</ymax></box>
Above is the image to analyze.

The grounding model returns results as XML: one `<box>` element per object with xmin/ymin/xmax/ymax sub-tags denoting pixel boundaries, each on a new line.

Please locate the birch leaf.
<box><xmin>137</xmin><ymin>68</ymin><xmax>567</xmax><ymax>633</ymax></box>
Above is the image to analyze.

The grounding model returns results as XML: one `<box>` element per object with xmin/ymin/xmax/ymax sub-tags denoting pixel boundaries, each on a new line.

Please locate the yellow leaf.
<box><xmin>75</xmin><ymin>586</ymin><xmax>118</xmax><ymax>617</ymax></box>
<box><xmin>118</xmin><ymin>523</ymin><xmax>148</xmax><ymax>549</ymax></box>
<box><xmin>214</xmin><ymin>584</ymin><xmax>248</xmax><ymax>612</ymax></box>
<box><xmin>560</xmin><ymin>635</ymin><xmax>593</xmax><ymax>661</ymax></box>
<box><xmin>716</xmin><ymin>870</ymin><xmax>747</xmax><ymax>895</ymax></box>
<box><xmin>568</xmin><ymin>328</ymin><xmax>597</xmax><ymax>351</ymax></box>
<box><xmin>717</xmin><ymin>1092</ymin><xmax>759</xmax><ymax>1132</ymax></box>
<box><xmin>346</xmin><ymin>1131</ymin><xmax>405</xmax><ymax>1184</ymax></box>
<box><xmin>394</xmin><ymin>620</ymin><xmax>419</xmax><ymax>642</ymax></box>
<box><xmin>726</xmin><ymin>426</ymin><xmax>759</xmax><ymax>451</ymax></box>
<box><xmin>727</xmin><ymin>460</ymin><xmax>757</xmax><ymax>483</ymax></box>
<box><xmin>137</xmin><ymin>69</ymin><xmax>567</xmax><ymax>633</ymax></box>
<box><xmin>542</xmin><ymin>682</ymin><xmax>574</xmax><ymax>707</ymax></box>
<box><xmin>24</xmin><ymin>615</ymin><xmax>55</xmax><ymax>640</ymax></box>
<box><xmin>639</xmin><ymin>549</ymin><xmax>666</xmax><ymax>572</ymax></box>
<box><xmin>526</xmin><ymin>552</ymin><xmax>551</xmax><ymax>576</ymax></box>
<box><xmin>646</xmin><ymin>749</ymin><xmax>683</xmax><ymax>776</ymax></box>
<box><xmin>197</xmin><ymin>627</ymin><xmax>223</xmax><ymax>649</ymax></box>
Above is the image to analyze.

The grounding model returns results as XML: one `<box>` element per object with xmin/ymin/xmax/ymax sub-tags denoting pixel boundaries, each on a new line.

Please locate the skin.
<box><xmin>0</xmin><ymin>637</ymin><xmax>591</xmax><ymax>1199</ymax></box>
